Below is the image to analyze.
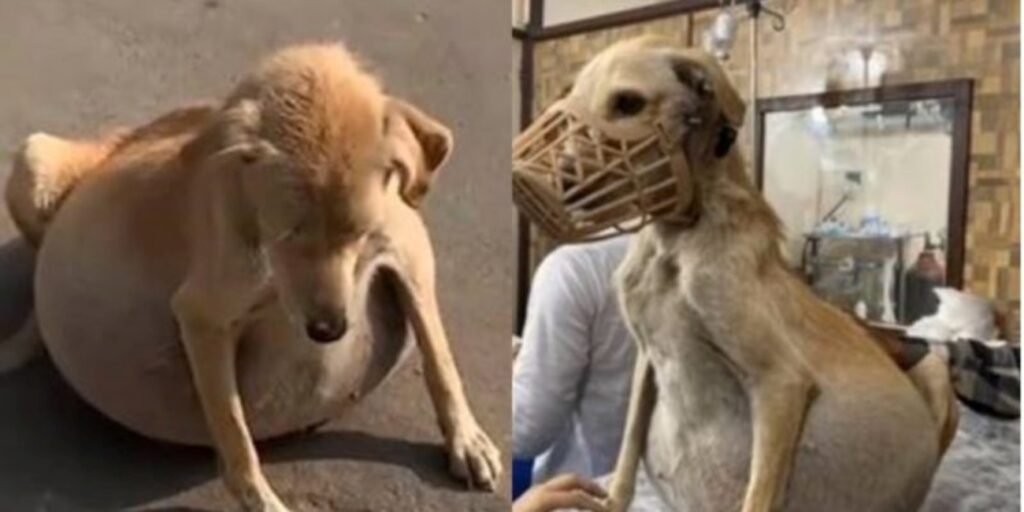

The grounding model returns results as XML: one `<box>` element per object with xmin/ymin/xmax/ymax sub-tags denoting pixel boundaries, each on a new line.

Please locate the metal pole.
<box><xmin>748</xmin><ymin>1</ymin><xmax>759</xmax><ymax>147</ymax></box>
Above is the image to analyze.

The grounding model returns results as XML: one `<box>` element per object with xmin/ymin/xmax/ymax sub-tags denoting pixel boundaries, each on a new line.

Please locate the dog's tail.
<box><xmin>6</xmin><ymin>131</ymin><xmax>122</xmax><ymax>247</ymax></box>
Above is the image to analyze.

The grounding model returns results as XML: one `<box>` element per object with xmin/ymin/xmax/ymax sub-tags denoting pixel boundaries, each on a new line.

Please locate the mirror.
<box><xmin>756</xmin><ymin>80</ymin><xmax>972</xmax><ymax>328</ymax></box>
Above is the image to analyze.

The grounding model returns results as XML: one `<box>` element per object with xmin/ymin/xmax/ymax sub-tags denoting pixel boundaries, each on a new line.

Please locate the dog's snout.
<box><xmin>305</xmin><ymin>316</ymin><xmax>348</xmax><ymax>343</ymax></box>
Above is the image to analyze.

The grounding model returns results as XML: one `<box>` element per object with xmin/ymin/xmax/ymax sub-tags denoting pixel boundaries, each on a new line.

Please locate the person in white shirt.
<box><xmin>513</xmin><ymin>235</ymin><xmax>674</xmax><ymax>512</ymax></box>
<box><xmin>513</xmin><ymin>235</ymin><xmax>633</xmax><ymax>482</ymax></box>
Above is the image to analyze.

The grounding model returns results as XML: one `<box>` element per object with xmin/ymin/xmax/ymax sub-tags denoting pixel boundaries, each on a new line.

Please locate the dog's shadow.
<box><xmin>0</xmin><ymin>238</ymin><xmax>468</xmax><ymax>512</ymax></box>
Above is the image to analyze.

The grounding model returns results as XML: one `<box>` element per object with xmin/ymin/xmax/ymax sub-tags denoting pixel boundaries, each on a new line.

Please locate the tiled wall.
<box><xmin>528</xmin><ymin>0</ymin><xmax>1020</xmax><ymax>339</ymax></box>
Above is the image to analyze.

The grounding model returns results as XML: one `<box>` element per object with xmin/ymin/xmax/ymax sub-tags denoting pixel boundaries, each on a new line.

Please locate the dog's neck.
<box><xmin>653</xmin><ymin>149</ymin><xmax>786</xmax><ymax>265</ymax></box>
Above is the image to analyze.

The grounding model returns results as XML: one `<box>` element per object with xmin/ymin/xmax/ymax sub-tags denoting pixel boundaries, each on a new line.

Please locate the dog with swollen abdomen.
<box><xmin>554</xmin><ymin>38</ymin><xmax>956</xmax><ymax>512</ymax></box>
<box><xmin>2</xmin><ymin>43</ymin><xmax>500</xmax><ymax>511</ymax></box>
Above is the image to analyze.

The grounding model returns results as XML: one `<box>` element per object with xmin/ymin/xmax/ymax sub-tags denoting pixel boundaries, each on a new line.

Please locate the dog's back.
<box><xmin>6</xmin><ymin>105</ymin><xmax>215</xmax><ymax>247</ymax></box>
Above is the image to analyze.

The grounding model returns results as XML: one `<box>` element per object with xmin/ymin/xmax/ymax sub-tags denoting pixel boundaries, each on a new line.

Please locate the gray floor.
<box><xmin>615</xmin><ymin>403</ymin><xmax>1020</xmax><ymax>512</ymax></box>
<box><xmin>0</xmin><ymin>1</ymin><xmax>512</xmax><ymax>510</ymax></box>
<box><xmin>923</xmin><ymin>406</ymin><xmax>1020</xmax><ymax>512</ymax></box>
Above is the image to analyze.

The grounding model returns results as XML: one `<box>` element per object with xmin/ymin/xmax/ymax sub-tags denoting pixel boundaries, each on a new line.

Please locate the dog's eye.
<box><xmin>610</xmin><ymin>91</ymin><xmax>647</xmax><ymax>117</ymax></box>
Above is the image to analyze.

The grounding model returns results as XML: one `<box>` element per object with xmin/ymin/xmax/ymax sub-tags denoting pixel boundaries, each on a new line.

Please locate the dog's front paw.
<box><xmin>236</xmin><ymin>489</ymin><xmax>291</xmax><ymax>512</ymax></box>
<box><xmin>604</xmin><ymin>483</ymin><xmax>634</xmax><ymax>512</ymax></box>
<box><xmin>226</xmin><ymin>475</ymin><xmax>291</xmax><ymax>512</ymax></box>
<box><xmin>446</xmin><ymin>417</ymin><xmax>502</xmax><ymax>491</ymax></box>
<box><xmin>604</xmin><ymin>495</ymin><xmax>631</xmax><ymax>512</ymax></box>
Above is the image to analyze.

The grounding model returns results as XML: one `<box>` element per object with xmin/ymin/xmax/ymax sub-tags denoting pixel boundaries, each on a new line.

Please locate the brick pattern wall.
<box><xmin>527</xmin><ymin>0</ymin><xmax>1020</xmax><ymax>339</ymax></box>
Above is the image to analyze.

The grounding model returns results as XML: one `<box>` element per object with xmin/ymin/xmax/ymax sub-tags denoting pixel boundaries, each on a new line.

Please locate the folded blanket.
<box><xmin>944</xmin><ymin>338</ymin><xmax>1020</xmax><ymax>419</ymax></box>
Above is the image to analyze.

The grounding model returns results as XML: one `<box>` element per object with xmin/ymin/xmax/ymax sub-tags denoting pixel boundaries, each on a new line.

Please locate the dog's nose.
<box><xmin>305</xmin><ymin>317</ymin><xmax>347</xmax><ymax>343</ymax></box>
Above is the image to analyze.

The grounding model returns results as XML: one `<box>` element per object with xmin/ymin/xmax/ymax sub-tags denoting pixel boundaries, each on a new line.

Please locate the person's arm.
<box><xmin>513</xmin><ymin>248</ymin><xmax>595</xmax><ymax>458</ymax></box>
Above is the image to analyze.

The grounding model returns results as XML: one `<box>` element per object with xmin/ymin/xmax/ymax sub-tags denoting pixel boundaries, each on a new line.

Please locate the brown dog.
<box><xmin>554</xmin><ymin>38</ymin><xmax>957</xmax><ymax>512</ymax></box>
<box><xmin>4</xmin><ymin>44</ymin><xmax>499</xmax><ymax>511</ymax></box>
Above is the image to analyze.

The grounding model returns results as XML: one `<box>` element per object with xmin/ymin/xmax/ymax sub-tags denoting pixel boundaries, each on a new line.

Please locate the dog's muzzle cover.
<box><xmin>513</xmin><ymin>98</ymin><xmax>691</xmax><ymax>242</ymax></box>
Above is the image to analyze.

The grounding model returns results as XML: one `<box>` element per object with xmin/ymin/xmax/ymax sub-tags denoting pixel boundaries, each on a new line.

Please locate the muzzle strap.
<box><xmin>513</xmin><ymin>98</ymin><xmax>698</xmax><ymax>241</ymax></box>
<box><xmin>714</xmin><ymin>125</ymin><xmax>738</xmax><ymax>158</ymax></box>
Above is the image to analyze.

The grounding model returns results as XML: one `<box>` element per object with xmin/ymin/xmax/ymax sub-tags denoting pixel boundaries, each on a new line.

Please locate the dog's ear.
<box><xmin>384</xmin><ymin>98</ymin><xmax>453</xmax><ymax>208</ymax></box>
<box><xmin>669</xmin><ymin>53</ymin><xmax>746</xmax><ymax>126</ymax></box>
<box><xmin>182</xmin><ymin>99</ymin><xmax>268</xmax><ymax>165</ymax></box>
<box><xmin>669</xmin><ymin>51</ymin><xmax>745</xmax><ymax>158</ymax></box>
<box><xmin>182</xmin><ymin>100</ymin><xmax>296</xmax><ymax>244</ymax></box>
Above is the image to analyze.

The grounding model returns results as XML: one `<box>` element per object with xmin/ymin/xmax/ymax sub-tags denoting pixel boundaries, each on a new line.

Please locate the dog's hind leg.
<box><xmin>905</xmin><ymin>352</ymin><xmax>959</xmax><ymax>455</ymax></box>
<box><xmin>0</xmin><ymin>132</ymin><xmax>122</xmax><ymax>372</ymax></box>
<box><xmin>5</xmin><ymin>131</ymin><xmax>122</xmax><ymax>247</ymax></box>
<box><xmin>607</xmin><ymin>351</ymin><xmax>655</xmax><ymax>512</ymax></box>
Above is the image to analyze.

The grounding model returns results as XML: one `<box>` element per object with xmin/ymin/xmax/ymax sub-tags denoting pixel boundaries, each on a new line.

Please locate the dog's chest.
<box><xmin>616</xmin><ymin>235</ymin><xmax>703</xmax><ymax>354</ymax></box>
<box><xmin>619</xmin><ymin>233</ymin><xmax>740</xmax><ymax>370</ymax></box>
<box><xmin>616</xmin><ymin>235</ymin><xmax>744</xmax><ymax>399</ymax></box>
<box><xmin>616</xmin><ymin>234</ymin><xmax>753</xmax><ymax>507</ymax></box>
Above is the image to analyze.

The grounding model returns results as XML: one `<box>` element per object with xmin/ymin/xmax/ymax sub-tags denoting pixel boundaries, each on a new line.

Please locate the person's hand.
<box><xmin>513</xmin><ymin>473</ymin><xmax>609</xmax><ymax>512</ymax></box>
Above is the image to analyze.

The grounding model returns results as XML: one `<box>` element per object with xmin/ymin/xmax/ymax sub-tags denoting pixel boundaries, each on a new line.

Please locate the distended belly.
<box><xmin>642</xmin><ymin>353</ymin><xmax>940</xmax><ymax>512</ymax></box>
<box><xmin>34</xmin><ymin>182</ymin><xmax>414</xmax><ymax>445</ymax></box>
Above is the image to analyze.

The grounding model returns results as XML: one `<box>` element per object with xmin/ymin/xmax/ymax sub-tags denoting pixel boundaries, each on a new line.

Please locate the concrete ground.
<box><xmin>0</xmin><ymin>1</ymin><xmax>512</xmax><ymax>510</ymax></box>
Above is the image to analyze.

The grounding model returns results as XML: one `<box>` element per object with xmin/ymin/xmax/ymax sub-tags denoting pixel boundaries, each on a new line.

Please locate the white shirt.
<box><xmin>513</xmin><ymin>235</ymin><xmax>635</xmax><ymax>482</ymax></box>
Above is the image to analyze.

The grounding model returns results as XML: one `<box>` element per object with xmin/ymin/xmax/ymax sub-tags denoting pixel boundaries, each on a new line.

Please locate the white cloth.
<box><xmin>513</xmin><ymin>235</ymin><xmax>634</xmax><ymax>482</ymax></box>
<box><xmin>907</xmin><ymin>287</ymin><xmax>1001</xmax><ymax>342</ymax></box>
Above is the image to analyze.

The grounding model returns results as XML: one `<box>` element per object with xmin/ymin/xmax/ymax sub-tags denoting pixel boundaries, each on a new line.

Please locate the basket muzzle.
<box><xmin>513</xmin><ymin>98</ymin><xmax>692</xmax><ymax>242</ymax></box>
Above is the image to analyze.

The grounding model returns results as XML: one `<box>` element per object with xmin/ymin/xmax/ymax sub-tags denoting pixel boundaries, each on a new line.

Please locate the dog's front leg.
<box><xmin>173</xmin><ymin>291</ymin><xmax>289</xmax><ymax>512</ymax></box>
<box><xmin>740</xmin><ymin>370</ymin><xmax>817</xmax><ymax>512</ymax></box>
<box><xmin>395</xmin><ymin>271</ymin><xmax>502</xmax><ymax>490</ymax></box>
<box><xmin>607</xmin><ymin>350</ymin><xmax>655</xmax><ymax>512</ymax></box>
